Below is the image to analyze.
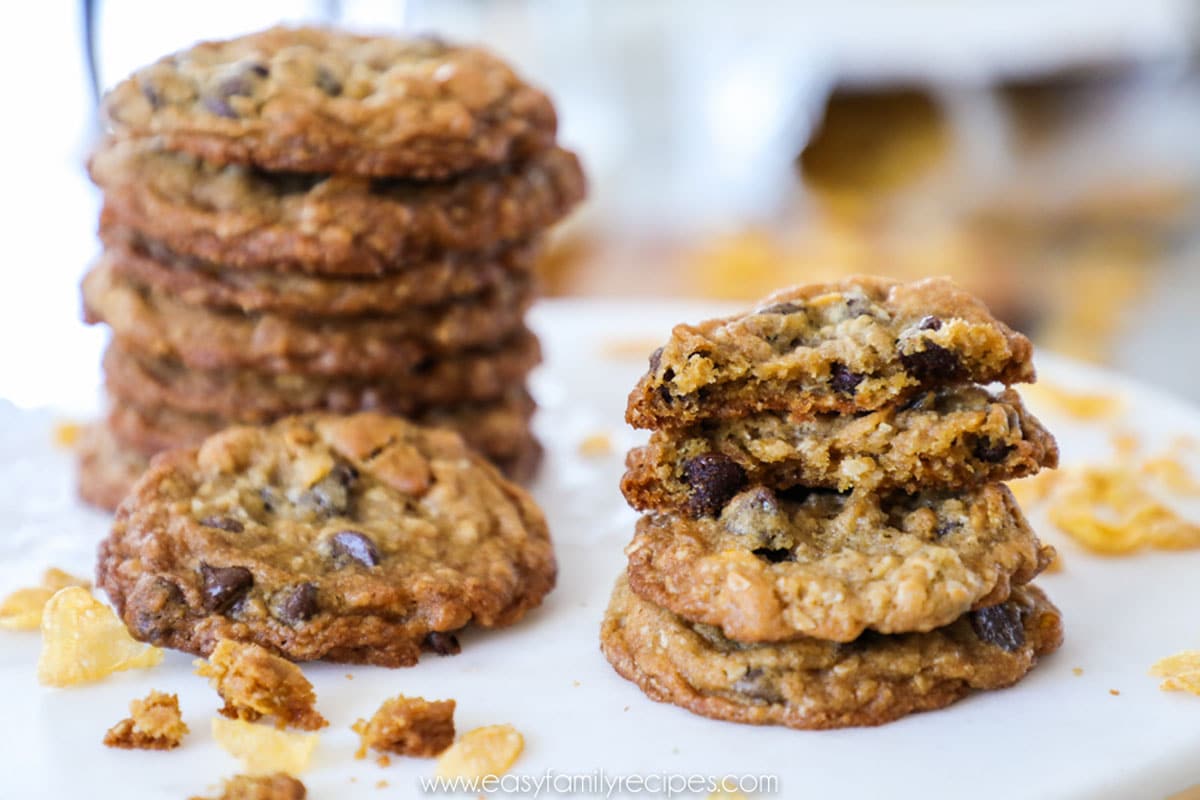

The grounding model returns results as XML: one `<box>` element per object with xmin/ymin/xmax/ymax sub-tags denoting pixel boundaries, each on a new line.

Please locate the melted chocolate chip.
<box><xmin>829</xmin><ymin>363</ymin><xmax>864</xmax><ymax>395</ymax></box>
<box><xmin>974</xmin><ymin>438</ymin><xmax>1014</xmax><ymax>463</ymax></box>
<box><xmin>918</xmin><ymin>315</ymin><xmax>943</xmax><ymax>331</ymax></box>
<box><xmin>424</xmin><ymin>631</ymin><xmax>462</xmax><ymax>656</ymax></box>
<box><xmin>970</xmin><ymin>604</ymin><xmax>1025</xmax><ymax>652</ymax></box>
<box><xmin>248</xmin><ymin>62</ymin><xmax>270</xmax><ymax>78</ymax></box>
<box><xmin>199</xmin><ymin>515</ymin><xmax>243</xmax><ymax>533</ymax></box>
<box><xmin>900</xmin><ymin>342</ymin><xmax>961</xmax><ymax>380</ymax></box>
<box><xmin>301</xmin><ymin>464</ymin><xmax>358</xmax><ymax>517</ymax></box>
<box><xmin>752</xmin><ymin>547</ymin><xmax>794</xmax><ymax>563</ymax></box>
<box><xmin>200</xmin><ymin>563</ymin><xmax>253</xmax><ymax>613</ymax></box>
<box><xmin>658</xmin><ymin>384</ymin><xmax>674</xmax><ymax>406</ymax></box>
<box><xmin>315</xmin><ymin>66</ymin><xmax>343</xmax><ymax>96</ymax></box>
<box><xmin>733</xmin><ymin>667</ymin><xmax>784</xmax><ymax>704</ymax></box>
<box><xmin>276</xmin><ymin>583</ymin><xmax>318</xmax><ymax>624</ymax></box>
<box><xmin>130</xmin><ymin>578</ymin><xmax>184</xmax><ymax>640</ymax></box>
<box><xmin>682</xmin><ymin>453</ymin><xmax>747</xmax><ymax>517</ymax></box>
<box><xmin>760</xmin><ymin>302</ymin><xmax>801</xmax><ymax>315</ymax></box>
<box><xmin>330</xmin><ymin>530</ymin><xmax>380</xmax><ymax>567</ymax></box>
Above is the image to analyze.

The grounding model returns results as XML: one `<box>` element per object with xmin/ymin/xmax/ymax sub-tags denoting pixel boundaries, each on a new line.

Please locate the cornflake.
<box><xmin>103</xmin><ymin>690</ymin><xmax>189</xmax><ymax>750</ymax></box>
<box><xmin>353</xmin><ymin>695</ymin><xmax>455</xmax><ymax>759</ymax></box>
<box><xmin>195</xmin><ymin>640</ymin><xmax>327</xmax><ymax>730</ymax></box>
<box><xmin>190</xmin><ymin>773</ymin><xmax>307</xmax><ymax>800</ymax></box>
<box><xmin>1150</xmin><ymin>651</ymin><xmax>1200</xmax><ymax>695</ymax></box>
<box><xmin>38</xmin><ymin>586</ymin><xmax>162</xmax><ymax>686</ymax></box>
<box><xmin>211</xmin><ymin>717</ymin><xmax>318</xmax><ymax>776</ymax></box>
<box><xmin>578</xmin><ymin>432</ymin><xmax>614</xmax><ymax>458</ymax></box>
<box><xmin>434</xmin><ymin>724</ymin><xmax>523</xmax><ymax>780</ymax></box>
<box><xmin>0</xmin><ymin>568</ymin><xmax>90</xmax><ymax>631</ymax></box>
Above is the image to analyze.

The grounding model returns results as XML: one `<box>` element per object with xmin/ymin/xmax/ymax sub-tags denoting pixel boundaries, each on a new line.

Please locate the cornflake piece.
<box><xmin>0</xmin><ymin>568</ymin><xmax>90</xmax><ymax>631</ymax></box>
<box><xmin>104</xmin><ymin>690</ymin><xmax>189</xmax><ymax>750</ymax></box>
<box><xmin>352</xmin><ymin>695</ymin><xmax>455</xmax><ymax>759</ymax></box>
<box><xmin>211</xmin><ymin>717</ymin><xmax>318</xmax><ymax>776</ymax></box>
<box><xmin>53</xmin><ymin>420</ymin><xmax>83</xmax><ymax>449</ymax></box>
<box><xmin>577</xmin><ymin>432</ymin><xmax>613</xmax><ymax>458</ymax></box>
<box><xmin>195</xmin><ymin>640</ymin><xmax>327</xmax><ymax>730</ymax></box>
<box><xmin>434</xmin><ymin>724</ymin><xmax>523</xmax><ymax>780</ymax></box>
<box><xmin>190</xmin><ymin>773</ymin><xmax>306</xmax><ymax>800</ymax></box>
<box><xmin>38</xmin><ymin>586</ymin><xmax>163</xmax><ymax>686</ymax></box>
<box><xmin>1151</xmin><ymin>651</ymin><xmax>1200</xmax><ymax>695</ymax></box>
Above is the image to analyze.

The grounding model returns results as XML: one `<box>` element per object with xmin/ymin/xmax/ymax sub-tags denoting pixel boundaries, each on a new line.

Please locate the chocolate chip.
<box><xmin>733</xmin><ymin>667</ymin><xmax>784</xmax><ymax>704</ymax></box>
<box><xmin>130</xmin><ymin>578</ymin><xmax>184</xmax><ymax>640</ymax></box>
<box><xmin>648</xmin><ymin>346</ymin><xmax>664</xmax><ymax>372</ymax></box>
<box><xmin>658</xmin><ymin>384</ymin><xmax>674</xmax><ymax>405</ymax></box>
<box><xmin>301</xmin><ymin>464</ymin><xmax>357</xmax><ymax>517</ymax></box>
<box><xmin>330</xmin><ymin>530</ymin><xmax>380</xmax><ymax>567</ymax></box>
<box><xmin>424</xmin><ymin>631</ymin><xmax>461</xmax><ymax>656</ymax></box>
<box><xmin>315</xmin><ymin>66</ymin><xmax>343</xmax><ymax>96</ymax></box>
<box><xmin>141</xmin><ymin>83</ymin><xmax>162</xmax><ymax>109</ymax></box>
<box><xmin>970</xmin><ymin>604</ymin><xmax>1025</xmax><ymax>652</ymax></box>
<box><xmin>203</xmin><ymin>96</ymin><xmax>238</xmax><ymax>118</ymax></box>
<box><xmin>248</xmin><ymin>62</ymin><xmax>270</xmax><ymax>78</ymax></box>
<box><xmin>199</xmin><ymin>515</ymin><xmax>243</xmax><ymax>533</ymax></box>
<box><xmin>935</xmin><ymin>520</ymin><xmax>963</xmax><ymax>539</ymax></box>
<box><xmin>974</xmin><ymin>438</ymin><xmax>1014</xmax><ymax>463</ymax></box>
<box><xmin>900</xmin><ymin>342</ymin><xmax>961</xmax><ymax>380</ymax></box>
<box><xmin>752</xmin><ymin>547</ymin><xmax>794</xmax><ymax>563</ymax></box>
<box><xmin>259</xmin><ymin>487</ymin><xmax>280</xmax><ymax>514</ymax></box>
<box><xmin>829</xmin><ymin>363</ymin><xmax>864</xmax><ymax>395</ymax></box>
<box><xmin>682</xmin><ymin>453</ymin><xmax>747</xmax><ymax>517</ymax></box>
<box><xmin>276</xmin><ymin>583</ymin><xmax>318</xmax><ymax>624</ymax></box>
<box><xmin>760</xmin><ymin>302</ymin><xmax>801</xmax><ymax>315</ymax></box>
<box><xmin>200</xmin><ymin>563</ymin><xmax>253</xmax><ymax>613</ymax></box>
<box><xmin>918</xmin><ymin>315</ymin><xmax>943</xmax><ymax>331</ymax></box>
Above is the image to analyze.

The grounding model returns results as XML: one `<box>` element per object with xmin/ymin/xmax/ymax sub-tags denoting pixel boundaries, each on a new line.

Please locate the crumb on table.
<box><xmin>353</xmin><ymin>694</ymin><xmax>456</xmax><ymax>759</ymax></box>
<box><xmin>195</xmin><ymin>639</ymin><xmax>327</xmax><ymax>730</ymax></box>
<box><xmin>190</xmin><ymin>773</ymin><xmax>306</xmax><ymax>800</ymax></box>
<box><xmin>104</xmin><ymin>690</ymin><xmax>188</xmax><ymax>750</ymax></box>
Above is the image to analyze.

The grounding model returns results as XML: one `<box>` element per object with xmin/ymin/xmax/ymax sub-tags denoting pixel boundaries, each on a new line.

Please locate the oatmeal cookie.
<box><xmin>622</xmin><ymin>386</ymin><xmax>1058</xmax><ymax>514</ymax></box>
<box><xmin>625</xmin><ymin>277</ymin><xmax>1035</xmax><ymax>430</ymax></box>
<box><xmin>97</xmin><ymin>413</ymin><xmax>556</xmax><ymax>666</ymax></box>
<box><xmin>99</xmin><ymin>228</ymin><xmax>538</xmax><ymax>316</ymax></box>
<box><xmin>601</xmin><ymin>574</ymin><xmax>1062</xmax><ymax>729</ymax></box>
<box><xmin>90</xmin><ymin>140</ymin><xmax>585</xmax><ymax>275</ymax></box>
<box><xmin>100</xmin><ymin>27</ymin><xmax>557</xmax><ymax>178</ymax></box>
<box><xmin>77</xmin><ymin>423</ymin><xmax>149</xmax><ymax>511</ymax></box>
<box><xmin>83</xmin><ymin>258</ymin><xmax>532</xmax><ymax>376</ymax></box>
<box><xmin>625</xmin><ymin>483</ymin><xmax>1053</xmax><ymax>642</ymax></box>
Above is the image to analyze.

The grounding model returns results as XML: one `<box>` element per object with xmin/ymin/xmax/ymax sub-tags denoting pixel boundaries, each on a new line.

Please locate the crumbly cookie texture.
<box><xmin>100</xmin><ymin>229</ymin><xmax>539</xmax><ymax>317</ymax></box>
<box><xmin>77</xmin><ymin>423</ymin><xmax>149</xmax><ymax>511</ymax></box>
<box><xmin>196</xmin><ymin>639</ymin><xmax>327</xmax><ymax>730</ymax></box>
<box><xmin>625</xmin><ymin>483</ymin><xmax>1052</xmax><ymax>642</ymax></box>
<box><xmin>101</xmin><ymin>332</ymin><xmax>540</xmax><ymax>422</ymax></box>
<box><xmin>191</xmin><ymin>773</ymin><xmax>306</xmax><ymax>800</ymax></box>
<box><xmin>82</xmin><ymin>258</ymin><xmax>532</xmax><ymax>376</ymax></box>
<box><xmin>101</xmin><ymin>26</ymin><xmax>557</xmax><ymax>178</ymax></box>
<box><xmin>97</xmin><ymin>413</ymin><xmax>555</xmax><ymax>666</ymax></box>
<box><xmin>353</xmin><ymin>695</ymin><xmax>456</xmax><ymax>758</ymax></box>
<box><xmin>90</xmin><ymin>140</ymin><xmax>584</xmax><ymax>275</ymax></box>
<box><xmin>622</xmin><ymin>386</ymin><xmax>1058</xmax><ymax>514</ymax></box>
<box><xmin>103</xmin><ymin>690</ymin><xmax>189</xmax><ymax>750</ymax></box>
<box><xmin>601</xmin><ymin>574</ymin><xmax>1062</xmax><ymax>729</ymax></box>
<box><xmin>626</xmin><ymin>276</ymin><xmax>1035</xmax><ymax>430</ymax></box>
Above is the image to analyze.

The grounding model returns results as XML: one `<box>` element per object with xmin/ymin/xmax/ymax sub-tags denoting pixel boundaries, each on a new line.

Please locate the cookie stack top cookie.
<box><xmin>78</xmin><ymin>26</ymin><xmax>585</xmax><ymax>511</ymax></box>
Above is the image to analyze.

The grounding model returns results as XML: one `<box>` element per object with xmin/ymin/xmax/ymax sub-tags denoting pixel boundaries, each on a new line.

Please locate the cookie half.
<box><xmin>97</xmin><ymin>413</ymin><xmax>556</xmax><ymax>665</ymax></box>
<box><xmin>625</xmin><ymin>276</ymin><xmax>1034</xmax><ymax>430</ymax></box>
<box><xmin>91</xmin><ymin>140</ymin><xmax>584</xmax><ymax>274</ymax></box>
<box><xmin>100</xmin><ymin>27</ymin><xmax>558</xmax><ymax>178</ymax></box>
<box><xmin>625</xmin><ymin>483</ymin><xmax>1053</xmax><ymax>642</ymax></box>
<box><xmin>622</xmin><ymin>385</ymin><xmax>1058</xmax><ymax>515</ymax></box>
<box><xmin>601</xmin><ymin>574</ymin><xmax>1062</xmax><ymax>729</ymax></box>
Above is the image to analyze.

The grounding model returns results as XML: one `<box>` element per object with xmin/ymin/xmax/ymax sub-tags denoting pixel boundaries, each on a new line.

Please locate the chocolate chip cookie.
<box><xmin>77</xmin><ymin>424</ymin><xmax>150</xmax><ymax>511</ymax></box>
<box><xmin>601</xmin><ymin>574</ymin><xmax>1062</xmax><ymax>729</ymax></box>
<box><xmin>90</xmin><ymin>140</ymin><xmax>585</xmax><ymax>274</ymax></box>
<box><xmin>100</xmin><ymin>27</ymin><xmax>558</xmax><ymax>178</ymax></box>
<box><xmin>622</xmin><ymin>386</ymin><xmax>1058</xmax><ymax>515</ymax></box>
<box><xmin>100</xmin><ymin>228</ymin><xmax>538</xmax><ymax>316</ymax></box>
<box><xmin>625</xmin><ymin>277</ymin><xmax>1035</xmax><ymax>430</ymax></box>
<box><xmin>625</xmin><ymin>483</ymin><xmax>1053</xmax><ymax>643</ymax></box>
<box><xmin>83</xmin><ymin>258</ymin><xmax>533</xmax><ymax>376</ymax></box>
<box><xmin>97</xmin><ymin>412</ymin><xmax>556</xmax><ymax>666</ymax></box>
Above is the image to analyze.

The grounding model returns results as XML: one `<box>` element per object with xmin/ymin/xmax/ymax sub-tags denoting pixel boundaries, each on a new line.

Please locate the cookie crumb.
<box><xmin>211</xmin><ymin>717</ymin><xmax>318</xmax><ymax>776</ymax></box>
<box><xmin>0</xmin><ymin>568</ymin><xmax>90</xmax><ymax>631</ymax></box>
<box><xmin>1151</xmin><ymin>651</ymin><xmax>1200</xmax><ymax>695</ymax></box>
<box><xmin>1110</xmin><ymin>689</ymin><xmax>1121</xmax><ymax>696</ymax></box>
<box><xmin>435</xmin><ymin>725</ymin><xmax>523</xmax><ymax>779</ymax></box>
<box><xmin>38</xmin><ymin>586</ymin><xmax>162</xmax><ymax>686</ymax></box>
<box><xmin>190</xmin><ymin>773</ymin><xmax>306</xmax><ymax>800</ymax></box>
<box><xmin>195</xmin><ymin>640</ymin><xmax>327</xmax><ymax>730</ymax></box>
<box><xmin>53</xmin><ymin>421</ymin><xmax>83</xmax><ymax>449</ymax></box>
<box><xmin>345</xmin><ymin>674</ymin><xmax>354</xmax><ymax>680</ymax></box>
<box><xmin>353</xmin><ymin>695</ymin><xmax>456</xmax><ymax>759</ymax></box>
<box><xmin>375</xmin><ymin>780</ymin><xmax>389</xmax><ymax>789</ymax></box>
<box><xmin>578</xmin><ymin>433</ymin><xmax>613</xmax><ymax>457</ymax></box>
<box><xmin>104</xmin><ymin>690</ymin><xmax>188</xmax><ymax>750</ymax></box>
<box><xmin>376</xmin><ymin>754</ymin><xmax>391</xmax><ymax>767</ymax></box>
<box><xmin>1072</xmin><ymin>667</ymin><xmax>1084</xmax><ymax>676</ymax></box>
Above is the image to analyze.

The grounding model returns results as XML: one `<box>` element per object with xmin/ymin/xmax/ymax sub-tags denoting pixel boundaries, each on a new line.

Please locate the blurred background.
<box><xmin>2</xmin><ymin>0</ymin><xmax>1199</xmax><ymax>409</ymax></box>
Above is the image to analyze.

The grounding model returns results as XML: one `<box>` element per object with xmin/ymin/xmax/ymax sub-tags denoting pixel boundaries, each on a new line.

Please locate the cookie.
<box><xmin>100</xmin><ymin>228</ymin><xmax>538</xmax><ymax>316</ymax></box>
<box><xmin>100</xmin><ymin>27</ymin><xmax>557</xmax><ymax>178</ymax></box>
<box><xmin>601</xmin><ymin>574</ymin><xmax>1062</xmax><ymax>729</ymax></box>
<box><xmin>82</xmin><ymin>258</ymin><xmax>533</xmax><ymax>376</ymax></box>
<box><xmin>97</xmin><ymin>412</ymin><xmax>556</xmax><ymax>666</ymax></box>
<box><xmin>77</xmin><ymin>424</ymin><xmax>148</xmax><ymax>511</ymax></box>
<box><xmin>90</xmin><ymin>140</ymin><xmax>585</xmax><ymax>275</ymax></box>
<box><xmin>622</xmin><ymin>386</ymin><xmax>1058</xmax><ymax>514</ymax></box>
<box><xmin>101</xmin><ymin>332</ymin><xmax>540</xmax><ymax>422</ymax></box>
<box><xmin>625</xmin><ymin>277</ymin><xmax>1035</xmax><ymax>430</ymax></box>
<box><xmin>625</xmin><ymin>483</ymin><xmax>1053</xmax><ymax>642</ymax></box>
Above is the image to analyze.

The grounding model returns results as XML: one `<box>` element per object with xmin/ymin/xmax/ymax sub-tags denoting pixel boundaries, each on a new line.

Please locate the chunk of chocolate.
<box><xmin>199</xmin><ymin>515</ymin><xmax>243</xmax><ymax>533</ymax></box>
<box><xmin>682</xmin><ymin>453</ymin><xmax>747</xmax><ymax>517</ymax></box>
<box><xmin>970</xmin><ymin>604</ymin><xmax>1025</xmax><ymax>652</ymax></box>
<box><xmin>973</xmin><ymin>438</ymin><xmax>1014</xmax><ymax>463</ymax></box>
<box><xmin>829</xmin><ymin>363</ymin><xmax>864</xmax><ymax>395</ymax></box>
<box><xmin>733</xmin><ymin>667</ymin><xmax>784</xmax><ymax>704</ymax></box>
<box><xmin>200</xmin><ymin>564</ymin><xmax>253</xmax><ymax>613</ymax></box>
<box><xmin>330</xmin><ymin>530</ymin><xmax>380</xmax><ymax>567</ymax></box>
<box><xmin>900</xmin><ymin>342</ymin><xmax>961</xmax><ymax>380</ymax></box>
<box><xmin>752</xmin><ymin>546</ymin><xmax>794</xmax><ymax>563</ymax></box>
<box><xmin>424</xmin><ymin>631</ymin><xmax>462</xmax><ymax>656</ymax></box>
<box><xmin>276</xmin><ymin>583</ymin><xmax>318</xmax><ymax>624</ymax></box>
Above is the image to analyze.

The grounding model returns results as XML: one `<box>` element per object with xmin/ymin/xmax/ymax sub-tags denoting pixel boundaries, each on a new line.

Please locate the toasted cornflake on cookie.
<box><xmin>191</xmin><ymin>773</ymin><xmax>306</xmax><ymax>800</ymax></box>
<box><xmin>353</xmin><ymin>695</ymin><xmax>456</xmax><ymax>758</ymax></box>
<box><xmin>97</xmin><ymin>412</ymin><xmax>555</xmax><ymax>667</ymax></box>
<box><xmin>625</xmin><ymin>483</ymin><xmax>1053</xmax><ymax>643</ymax></box>
<box><xmin>601</xmin><ymin>574</ymin><xmax>1063</xmax><ymax>729</ymax></box>
<box><xmin>626</xmin><ymin>276</ymin><xmax>1035</xmax><ymax>430</ymax></box>
<box><xmin>196</xmin><ymin>640</ymin><xmax>327</xmax><ymax>730</ymax></box>
<box><xmin>101</xmin><ymin>26</ymin><xmax>558</xmax><ymax>178</ymax></box>
<box><xmin>104</xmin><ymin>690</ymin><xmax>189</xmax><ymax>750</ymax></box>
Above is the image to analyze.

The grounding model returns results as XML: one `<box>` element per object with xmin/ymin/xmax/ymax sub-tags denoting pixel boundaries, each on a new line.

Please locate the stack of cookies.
<box><xmin>77</xmin><ymin>26</ymin><xmax>585</xmax><ymax>510</ymax></box>
<box><xmin>602</xmin><ymin>276</ymin><xmax>1064</xmax><ymax>728</ymax></box>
